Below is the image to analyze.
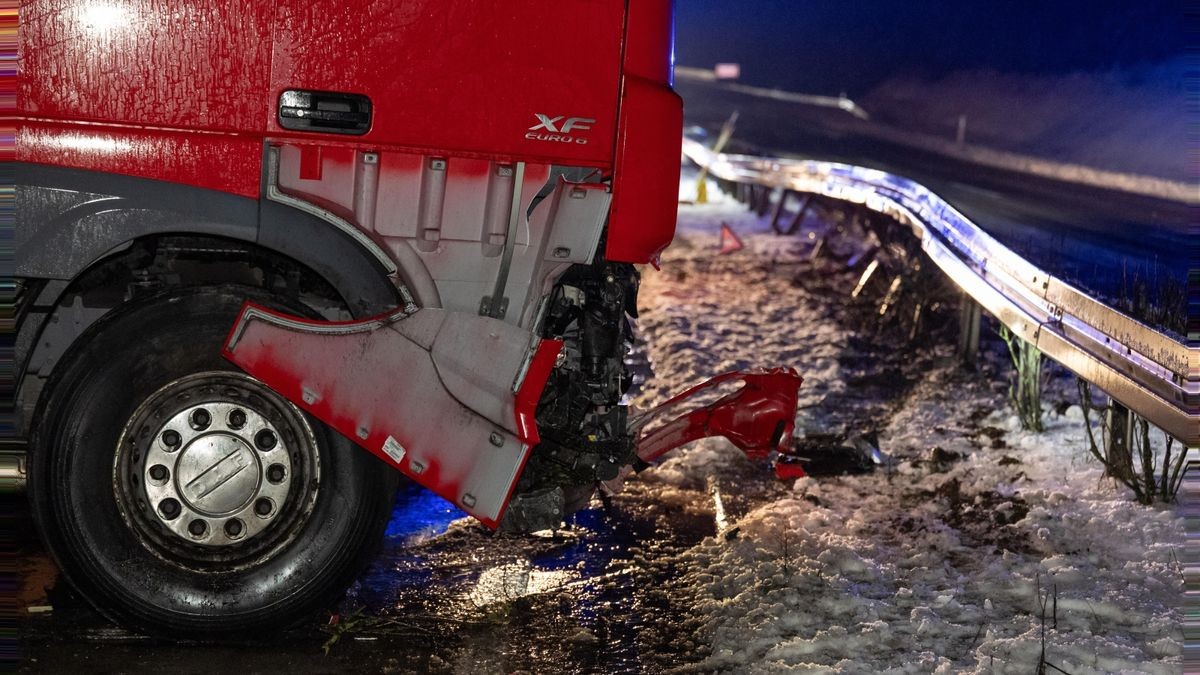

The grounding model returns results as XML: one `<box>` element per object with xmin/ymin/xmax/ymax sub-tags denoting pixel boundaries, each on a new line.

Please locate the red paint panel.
<box><xmin>622</xmin><ymin>0</ymin><xmax>676</xmax><ymax>85</ymax></box>
<box><xmin>605</xmin><ymin>0</ymin><xmax>682</xmax><ymax>264</ymax></box>
<box><xmin>298</xmin><ymin>144</ymin><xmax>323</xmax><ymax>181</ymax></box>
<box><xmin>514</xmin><ymin>339</ymin><xmax>563</xmax><ymax>446</ymax></box>
<box><xmin>18</xmin><ymin>0</ymin><xmax>272</xmax><ymax>132</ymax></box>
<box><xmin>605</xmin><ymin>76</ymin><xmax>683</xmax><ymax>264</ymax></box>
<box><xmin>276</xmin><ymin>143</ymin><xmax>359</xmax><ymax>217</ymax></box>
<box><xmin>269</xmin><ymin>0</ymin><xmax>624</xmax><ymax>167</ymax></box>
<box><xmin>17</xmin><ymin>119</ymin><xmax>263</xmax><ymax>198</ymax></box>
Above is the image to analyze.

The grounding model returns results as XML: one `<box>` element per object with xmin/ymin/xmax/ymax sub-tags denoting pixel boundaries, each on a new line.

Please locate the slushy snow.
<box><xmin>630</xmin><ymin>173</ymin><xmax>1184</xmax><ymax>673</ymax></box>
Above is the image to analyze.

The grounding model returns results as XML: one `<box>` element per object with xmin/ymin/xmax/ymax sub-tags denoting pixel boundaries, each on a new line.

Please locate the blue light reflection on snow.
<box><xmin>384</xmin><ymin>481</ymin><xmax>465</xmax><ymax>543</ymax></box>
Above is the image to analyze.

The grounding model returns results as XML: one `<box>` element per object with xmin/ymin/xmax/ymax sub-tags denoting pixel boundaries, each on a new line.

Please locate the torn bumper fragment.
<box><xmin>631</xmin><ymin>368</ymin><xmax>804</xmax><ymax>469</ymax></box>
<box><xmin>222</xmin><ymin>303</ymin><xmax>560</xmax><ymax>529</ymax></box>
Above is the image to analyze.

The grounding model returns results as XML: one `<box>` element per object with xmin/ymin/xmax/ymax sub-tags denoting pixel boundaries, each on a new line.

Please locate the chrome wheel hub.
<box><xmin>115</xmin><ymin>372</ymin><xmax>320</xmax><ymax>567</ymax></box>
<box><xmin>145</xmin><ymin>402</ymin><xmax>292</xmax><ymax>546</ymax></box>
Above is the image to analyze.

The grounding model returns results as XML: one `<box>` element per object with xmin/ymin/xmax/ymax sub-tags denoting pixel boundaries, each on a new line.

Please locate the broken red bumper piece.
<box><xmin>222</xmin><ymin>303</ymin><xmax>560</xmax><ymax>529</ymax></box>
<box><xmin>631</xmin><ymin>368</ymin><xmax>804</xmax><ymax>472</ymax></box>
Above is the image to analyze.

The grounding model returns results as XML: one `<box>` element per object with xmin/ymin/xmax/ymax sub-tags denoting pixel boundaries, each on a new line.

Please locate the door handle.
<box><xmin>278</xmin><ymin>90</ymin><xmax>372</xmax><ymax>135</ymax></box>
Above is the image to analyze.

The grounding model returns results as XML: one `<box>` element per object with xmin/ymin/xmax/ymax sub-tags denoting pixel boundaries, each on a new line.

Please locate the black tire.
<box><xmin>29</xmin><ymin>286</ymin><xmax>398</xmax><ymax>637</ymax></box>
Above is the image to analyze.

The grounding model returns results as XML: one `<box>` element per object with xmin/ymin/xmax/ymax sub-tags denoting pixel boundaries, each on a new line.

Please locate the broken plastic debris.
<box><xmin>774</xmin><ymin>456</ymin><xmax>808</xmax><ymax>480</ymax></box>
<box><xmin>779</xmin><ymin>432</ymin><xmax>892</xmax><ymax>478</ymax></box>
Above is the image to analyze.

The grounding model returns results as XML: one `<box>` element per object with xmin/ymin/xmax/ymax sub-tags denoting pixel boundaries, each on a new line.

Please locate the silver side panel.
<box><xmin>273</xmin><ymin>145</ymin><xmax>610</xmax><ymax>328</ymax></box>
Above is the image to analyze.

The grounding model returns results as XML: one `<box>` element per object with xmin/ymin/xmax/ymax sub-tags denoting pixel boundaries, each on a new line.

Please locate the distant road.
<box><xmin>677</xmin><ymin>78</ymin><xmax>1191</xmax><ymax>301</ymax></box>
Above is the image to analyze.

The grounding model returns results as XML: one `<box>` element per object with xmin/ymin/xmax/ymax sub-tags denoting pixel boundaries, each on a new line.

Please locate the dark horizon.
<box><xmin>675</xmin><ymin>0</ymin><xmax>1189</xmax><ymax>95</ymax></box>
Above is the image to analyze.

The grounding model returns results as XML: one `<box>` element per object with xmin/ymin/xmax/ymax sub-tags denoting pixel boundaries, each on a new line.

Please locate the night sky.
<box><xmin>675</xmin><ymin>0</ymin><xmax>1189</xmax><ymax>95</ymax></box>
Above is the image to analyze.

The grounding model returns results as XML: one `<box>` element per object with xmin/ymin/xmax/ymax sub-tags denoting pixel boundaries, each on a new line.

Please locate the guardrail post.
<box><xmin>769</xmin><ymin>191</ymin><xmax>814</xmax><ymax>236</ymax></box>
<box><xmin>1105</xmin><ymin>402</ymin><xmax>1134</xmax><ymax>476</ymax></box>
<box><xmin>755</xmin><ymin>187</ymin><xmax>774</xmax><ymax>217</ymax></box>
<box><xmin>769</xmin><ymin>190</ymin><xmax>791</xmax><ymax>232</ymax></box>
<box><xmin>957</xmin><ymin>295</ymin><xmax>981</xmax><ymax>366</ymax></box>
<box><xmin>788</xmin><ymin>195</ymin><xmax>812</xmax><ymax>235</ymax></box>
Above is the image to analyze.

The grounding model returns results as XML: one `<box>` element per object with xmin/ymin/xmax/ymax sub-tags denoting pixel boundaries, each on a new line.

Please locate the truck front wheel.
<box><xmin>29</xmin><ymin>287</ymin><xmax>397</xmax><ymax>637</ymax></box>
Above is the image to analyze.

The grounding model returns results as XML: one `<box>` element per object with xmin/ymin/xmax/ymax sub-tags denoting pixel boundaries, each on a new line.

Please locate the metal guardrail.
<box><xmin>683</xmin><ymin>139</ymin><xmax>1198</xmax><ymax>447</ymax></box>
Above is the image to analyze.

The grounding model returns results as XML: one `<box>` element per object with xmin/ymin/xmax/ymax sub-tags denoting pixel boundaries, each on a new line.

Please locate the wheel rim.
<box><xmin>114</xmin><ymin>372</ymin><xmax>321</xmax><ymax>570</ymax></box>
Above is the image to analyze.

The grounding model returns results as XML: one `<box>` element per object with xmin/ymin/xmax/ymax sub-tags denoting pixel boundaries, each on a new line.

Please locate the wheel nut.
<box><xmin>255</xmin><ymin>429</ymin><xmax>277</xmax><ymax>451</ymax></box>
<box><xmin>254</xmin><ymin>498</ymin><xmax>273</xmax><ymax>517</ymax></box>
<box><xmin>158</xmin><ymin>498</ymin><xmax>181</xmax><ymax>520</ymax></box>
<box><xmin>266</xmin><ymin>464</ymin><xmax>286</xmax><ymax>484</ymax></box>
<box><xmin>224</xmin><ymin>519</ymin><xmax>244</xmax><ymax>538</ymax></box>
<box><xmin>148</xmin><ymin>464</ymin><xmax>169</xmax><ymax>482</ymax></box>
<box><xmin>191</xmin><ymin>408</ymin><xmax>211</xmax><ymax>430</ymax></box>
<box><xmin>188</xmin><ymin>519</ymin><xmax>208</xmax><ymax>537</ymax></box>
<box><xmin>162</xmin><ymin>429</ymin><xmax>181</xmax><ymax>449</ymax></box>
<box><xmin>227</xmin><ymin>409</ymin><xmax>247</xmax><ymax>429</ymax></box>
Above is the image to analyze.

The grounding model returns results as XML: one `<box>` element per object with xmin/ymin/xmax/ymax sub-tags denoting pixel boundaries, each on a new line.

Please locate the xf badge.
<box><xmin>526</xmin><ymin>114</ymin><xmax>595</xmax><ymax>145</ymax></box>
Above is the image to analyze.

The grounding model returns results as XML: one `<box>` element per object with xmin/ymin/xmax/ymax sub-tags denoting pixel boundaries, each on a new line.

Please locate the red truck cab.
<box><xmin>16</xmin><ymin>0</ymin><xmax>797</xmax><ymax>639</ymax></box>
<box><xmin>15</xmin><ymin>0</ymin><xmax>685</xmax><ymax>637</ymax></box>
<box><xmin>18</xmin><ymin>0</ymin><xmax>680</xmax><ymax>268</ymax></box>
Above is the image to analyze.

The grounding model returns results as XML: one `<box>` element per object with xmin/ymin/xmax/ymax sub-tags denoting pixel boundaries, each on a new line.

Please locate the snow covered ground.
<box><xmin>634</xmin><ymin>175</ymin><xmax>1185</xmax><ymax>673</ymax></box>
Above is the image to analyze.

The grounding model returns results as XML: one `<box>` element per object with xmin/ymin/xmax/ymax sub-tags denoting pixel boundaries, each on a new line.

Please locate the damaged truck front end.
<box><xmin>15</xmin><ymin>0</ymin><xmax>802</xmax><ymax>636</ymax></box>
<box><xmin>225</xmin><ymin>299</ymin><xmax>804</xmax><ymax>533</ymax></box>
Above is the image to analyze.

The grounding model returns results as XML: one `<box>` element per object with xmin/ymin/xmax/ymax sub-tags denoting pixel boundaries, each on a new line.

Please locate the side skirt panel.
<box><xmin>223</xmin><ymin>303</ymin><xmax>560</xmax><ymax>528</ymax></box>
